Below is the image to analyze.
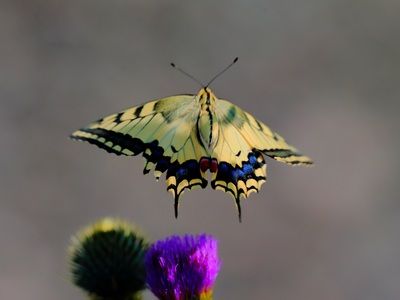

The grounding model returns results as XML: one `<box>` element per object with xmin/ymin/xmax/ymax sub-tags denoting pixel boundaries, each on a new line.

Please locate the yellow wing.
<box><xmin>209</xmin><ymin>99</ymin><xmax>312</xmax><ymax>220</ymax></box>
<box><xmin>216</xmin><ymin>99</ymin><xmax>313</xmax><ymax>165</ymax></box>
<box><xmin>71</xmin><ymin>95</ymin><xmax>209</xmax><ymax>216</ymax></box>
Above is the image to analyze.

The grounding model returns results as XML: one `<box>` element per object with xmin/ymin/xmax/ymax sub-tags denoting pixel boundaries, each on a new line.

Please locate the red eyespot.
<box><xmin>200</xmin><ymin>158</ymin><xmax>210</xmax><ymax>172</ymax></box>
<box><xmin>199</xmin><ymin>158</ymin><xmax>218</xmax><ymax>173</ymax></box>
<box><xmin>210</xmin><ymin>158</ymin><xmax>218</xmax><ymax>173</ymax></box>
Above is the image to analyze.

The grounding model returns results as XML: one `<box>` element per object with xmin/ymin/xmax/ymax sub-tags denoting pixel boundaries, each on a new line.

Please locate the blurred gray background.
<box><xmin>1</xmin><ymin>0</ymin><xmax>400</xmax><ymax>299</ymax></box>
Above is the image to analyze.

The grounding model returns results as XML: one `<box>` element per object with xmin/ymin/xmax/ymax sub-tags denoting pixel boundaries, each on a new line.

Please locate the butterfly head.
<box><xmin>197</xmin><ymin>87</ymin><xmax>217</xmax><ymax>106</ymax></box>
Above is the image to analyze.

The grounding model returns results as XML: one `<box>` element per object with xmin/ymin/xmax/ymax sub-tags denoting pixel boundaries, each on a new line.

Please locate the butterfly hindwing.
<box><xmin>211</xmin><ymin>150</ymin><xmax>267</xmax><ymax>221</ymax></box>
<box><xmin>206</xmin><ymin>105</ymin><xmax>267</xmax><ymax>220</ymax></box>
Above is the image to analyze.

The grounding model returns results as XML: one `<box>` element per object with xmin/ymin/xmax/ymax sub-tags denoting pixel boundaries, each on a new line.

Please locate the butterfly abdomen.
<box><xmin>197</xmin><ymin>109</ymin><xmax>219</xmax><ymax>151</ymax></box>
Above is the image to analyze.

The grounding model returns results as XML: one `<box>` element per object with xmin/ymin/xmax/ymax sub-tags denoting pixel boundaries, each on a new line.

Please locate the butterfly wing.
<box><xmin>243</xmin><ymin>114</ymin><xmax>312</xmax><ymax>165</ymax></box>
<box><xmin>71</xmin><ymin>95</ymin><xmax>209</xmax><ymax>216</ymax></box>
<box><xmin>211</xmin><ymin>99</ymin><xmax>313</xmax><ymax>220</ymax></box>
<box><xmin>217</xmin><ymin>99</ymin><xmax>313</xmax><ymax>165</ymax></box>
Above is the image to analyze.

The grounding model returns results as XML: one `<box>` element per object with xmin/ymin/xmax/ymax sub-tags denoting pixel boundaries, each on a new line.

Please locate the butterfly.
<box><xmin>71</xmin><ymin>59</ymin><xmax>313</xmax><ymax>221</ymax></box>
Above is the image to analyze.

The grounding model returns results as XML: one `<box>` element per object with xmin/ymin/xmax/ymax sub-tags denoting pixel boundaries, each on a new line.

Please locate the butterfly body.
<box><xmin>197</xmin><ymin>88</ymin><xmax>219</xmax><ymax>151</ymax></box>
<box><xmin>71</xmin><ymin>87</ymin><xmax>312</xmax><ymax>221</ymax></box>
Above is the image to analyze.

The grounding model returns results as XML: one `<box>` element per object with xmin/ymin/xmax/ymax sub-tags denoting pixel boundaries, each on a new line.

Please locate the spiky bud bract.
<box><xmin>69</xmin><ymin>218</ymin><xmax>148</xmax><ymax>300</ymax></box>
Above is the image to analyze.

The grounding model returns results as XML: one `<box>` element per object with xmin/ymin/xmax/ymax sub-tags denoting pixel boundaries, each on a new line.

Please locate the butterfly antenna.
<box><xmin>205</xmin><ymin>57</ymin><xmax>238</xmax><ymax>88</ymax></box>
<box><xmin>170</xmin><ymin>62</ymin><xmax>205</xmax><ymax>87</ymax></box>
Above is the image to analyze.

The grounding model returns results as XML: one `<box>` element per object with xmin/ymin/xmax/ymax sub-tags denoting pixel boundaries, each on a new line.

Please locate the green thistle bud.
<box><xmin>69</xmin><ymin>218</ymin><xmax>148</xmax><ymax>300</ymax></box>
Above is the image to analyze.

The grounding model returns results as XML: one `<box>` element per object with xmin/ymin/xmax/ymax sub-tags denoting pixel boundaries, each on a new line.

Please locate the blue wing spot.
<box><xmin>151</xmin><ymin>147</ymin><xmax>163</xmax><ymax>160</ymax></box>
<box><xmin>176</xmin><ymin>168</ymin><xmax>188</xmax><ymax>179</ymax></box>
<box><xmin>248</xmin><ymin>154</ymin><xmax>257</xmax><ymax>165</ymax></box>
<box><xmin>156</xmin><ymin>158</ymin><xmax>170</xmax><ymax>172</ymax></box>
<box><xmin>242</xmin><ymin>164</ymin><xmax>253</xmax><ymax>175</ymax></box>
<box><xmin>217</xmin><ymin>163</ymin><xmax>229</xmax><ymax>177</ymax></box>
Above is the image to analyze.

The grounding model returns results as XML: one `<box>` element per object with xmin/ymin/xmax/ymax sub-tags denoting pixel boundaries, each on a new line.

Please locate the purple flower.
<box><xmin>145</xmin><ymin>234</ymin><xmax>221</xmax><ymax>300</ymax></box>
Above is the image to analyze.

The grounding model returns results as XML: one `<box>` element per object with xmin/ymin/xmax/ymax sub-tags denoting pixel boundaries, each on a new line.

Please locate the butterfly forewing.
<box><xmin>216</xmin><ymin>99</ymin><xmax>313</xmax><ymax>165</ymax></box>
